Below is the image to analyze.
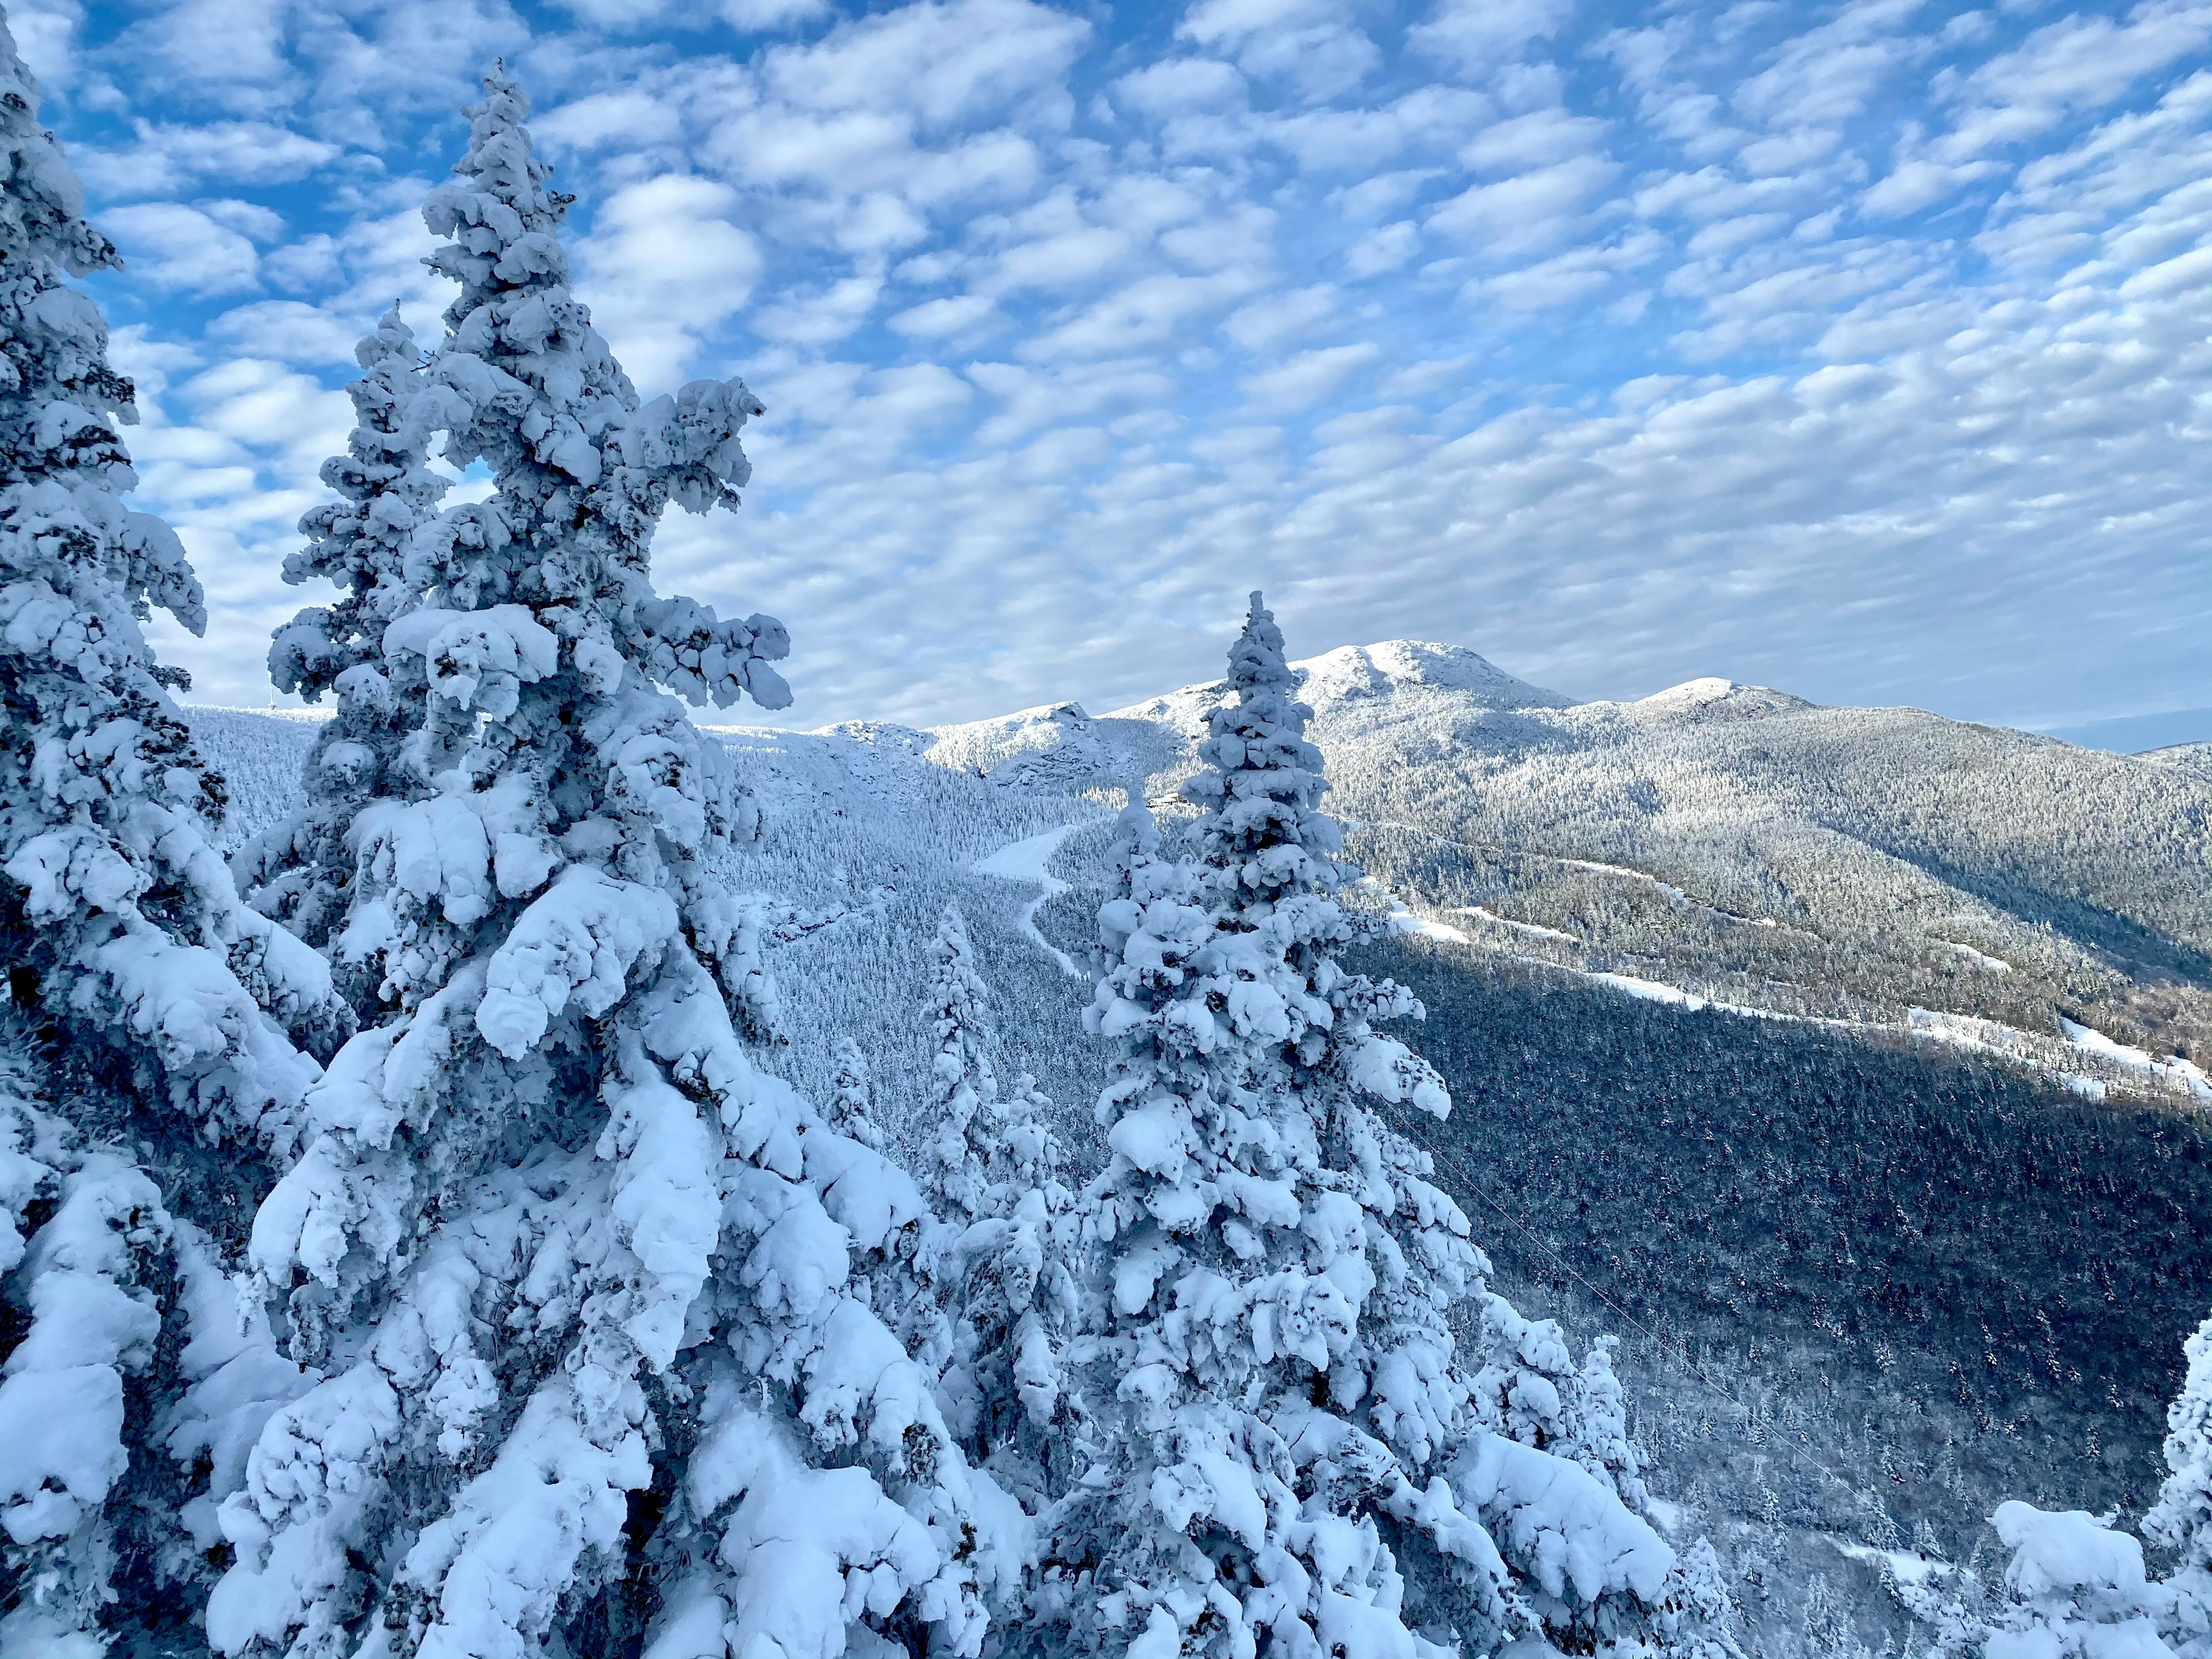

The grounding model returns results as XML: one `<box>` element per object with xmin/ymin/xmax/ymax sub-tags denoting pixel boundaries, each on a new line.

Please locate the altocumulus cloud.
<box><xmin>28</xmin><ymin>0</ymin><xmax>2212</xmax><ymax>732</ymax></box>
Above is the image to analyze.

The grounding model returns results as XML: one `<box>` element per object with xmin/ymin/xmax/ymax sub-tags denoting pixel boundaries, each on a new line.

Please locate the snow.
<box><xmin>2059</xmin><ymin>1016</ymin><xmax>2212</xmax><ymax>1099</ymax></box>
<box><xmin>1458</xmin><ymin>907</ymin><xmax>1578</xmax><ymax>944</ymax></box>
<box><xmin>1385</xmin><ymin>900</ymin><xmax>1471</xmax><ymax>945</ymax></box>
<box><xmin>1907</xmin><ymin>1009</ymin><xmax>2212</xmax><ymax>1103</ymax></box>
<box><xmin>972</xmin><ymin>823</ymin><xmax>1085</xmax><ymax>977</ymax></box>
<box><xmin>1935</xmin><ymin>939</ymin><xmax>2012</xmax><ymax>973</ymax></box>
<box><xmin>1450</xmin><ymin>1431</ymin><xmax>1674</xmax><ymax>1607</ymax></box>
<box><xmin>1062</xmin><ymin>597</ymin><xmax>1724</xmax><ymax>1659</ymax></box>
<box><xmin>1825</xmin><ymin>1535</ymin><xmax>1943</xmax><ymax>1588</ymax></box>
<box><xmin>1994</xmin><ymin>1502</ymin><xmax>2150</xmax><ymax>1600</ymax></box>
<box><xmin>1559</xmin><ymin>859</ymin><xmax>1689</xmax><ymax>905</ymax></box>
<box><xmin>1588</xmin><ymin>972</ymin><xmax>1707</xmax><ymax>1009</ymax></box>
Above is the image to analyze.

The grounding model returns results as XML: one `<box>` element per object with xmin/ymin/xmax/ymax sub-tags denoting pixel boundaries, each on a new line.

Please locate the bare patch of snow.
<box><xmin>1458</xmin><ymin>907</ymin><xmax>1579</xmax><ymax>944</ymax></box>
<box><xmin>1934</xmin><ymin>939</ymin><xmax>2012</xmax><ymax>973</ymax></box>
<box><xmin>1384</xmin><ymin>902</ymin><xmax>1471</xmax><ymax>945</ymax></box>
<box><xmin>2059</xmin><ymin>1015</ymin><xmax>2211</xmax><ymax>1100</ymax></box>
<box><xmin>1560</xmin><ymin>858</ymin><xmax>1688</xmax><ymax>905</ymax></box>
<box><xmin>973</xmin><ymin>825</ymin><xmax>1085</xmax><ymax>978</ymax></box>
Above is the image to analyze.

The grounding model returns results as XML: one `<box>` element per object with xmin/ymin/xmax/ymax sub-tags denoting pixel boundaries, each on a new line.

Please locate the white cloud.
<box><xmin>1024</xmin><ymin>270</ymin><xmax>1262</xmax><ymax>359</ymax></box>
<box><xmin>1426</xmin><ymin>156</ymin><xmax>1622</xmax><ymax>256</ymax></box>
<box><xmin>1225</xmin><ymin>285</ymin><xmax>1336</xmax><ymax>350</ymax></box>
<box><xmin>75</xmin><ymin>121</ymin><xmax>340</xmax><ymax>199</ymax></box>
<box><xmin>1409</xmin><ymin>0</ymin><xmax>1573</xmax><ymax>75</ymax></box>
<box><xmin>889</xmin><ymin>291</ymin><xmax>999</xmax><ymax>338</ymax></box>
<box><xmin>1860</xmin><ymin>156</ymin><xmax>2005</xmax><ymax>217</ymax></box>
<box><xmin>576</xmin><ymin>175</ymin><xmax>764</xmax><ymax>387</ymax></box>
<box><xmin>1180</xmin><ymin>0</ymin><xmax>1380</xmax><ymax>101</ymax></box>
<box><xmin>722</xmin><ymin>0</ymin><xmax>831</xmax><ymax>27</ymax></box>
<box><xmin>762</xmin><ymin>0</ymin><xmax>1088</xmax><ymax>130</ymax></box>
<box><xmin>207</xmin><ymin>301</ymin><xmax>368</xmax><ymax>367</ymax></box>
<box><xmin>1346</xmin><ymin>219</ymin><xmax>1419</xmax><ymax>275</ymax></box>
<box><xmin>755</xmin><ymin>270</ymin><xmax>884</xmax><ymax>345</ymax></box>
<box><xmin>104</xmin><ymin>202</ymin><xmax>261</xmax><ymax>294</ymax></box>
<box><xmin>1459</xmin><ymin>108</ymin><xmax>1607</xmax><ymax>173</ymax></box>
<box><xmin>1241</xmin><ymin>342</ymin><xmax>1382</xmax><ymax>408</ymax></box>
<box><xmin>1934</xmin><ymin>0</ymin><xmax>2212</xmax><ymax>161</ymax></box>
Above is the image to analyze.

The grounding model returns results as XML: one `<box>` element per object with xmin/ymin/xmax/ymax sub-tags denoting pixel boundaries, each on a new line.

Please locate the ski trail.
<box><xmin>973</xmin><ymin>823</ymin><xmax>1085</xmax><ymax>978</ymax></box>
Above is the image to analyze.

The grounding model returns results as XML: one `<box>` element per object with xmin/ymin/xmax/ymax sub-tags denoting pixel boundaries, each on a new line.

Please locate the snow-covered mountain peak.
<box><xmin>1292</xmin><ymin>639</ymin><xmax>1574</xmax><ymax>710</ymax></box>
<box><xmin>1624</xmin><ymin>677</ymin><xmax>1810</xmax><ymax>718</ymax></box>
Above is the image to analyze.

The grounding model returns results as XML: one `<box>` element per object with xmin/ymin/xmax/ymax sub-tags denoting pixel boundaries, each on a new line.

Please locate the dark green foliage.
<box><xmin>1369</xmin><ymin>935</ymin><xmax>2212</xmax><ymax>1653</ymax></box>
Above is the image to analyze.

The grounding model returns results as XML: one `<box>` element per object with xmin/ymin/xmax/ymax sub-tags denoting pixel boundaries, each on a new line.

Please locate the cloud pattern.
<box><xmin>26</xmin><ymin>0</ymin><xmax>2212</xmax><ymax>730</ymax></box>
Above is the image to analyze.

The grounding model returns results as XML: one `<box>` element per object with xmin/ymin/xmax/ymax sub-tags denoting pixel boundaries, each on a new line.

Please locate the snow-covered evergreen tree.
<box><xmin>213</xmin><ymin>68</ymin><xmax>1023</xmax><ymax>1659</ymax></box>
<box><xmin>827</xmin><ymin>1034</ymin><xmax>889</xmax><ymax>1152</ymax></box>
<box><xmin>0</xmin><ymin>21</ymin><xmax>336</xmax><ymax>1650</ymax></box>
<box><xmin>1982</xmin><ymin>1503</ymin><xmax>2176</xmax><ymax>1658</ymax></box>
<box><xmin>2150</xmin><ymin>1316</ymin><xmax>2212</xmax><ymax>1646</ymax></box>
<box><xmin>1905</xmin><ymin>1315</ymin><xmax>2212</xmax><ymax>1657</ymax></box>
<box><xmin>0</xmin><ymin>17</ymin><xmax>334</xmax><ymax>1141</ymax></box>
<box><xmin>0</xmin><ymin>214</ymin><xmax>331</xmax><ymax>1657</ymax></box>
<box><xmin>956</xmin><ymin>1061</ymin><xmax>1076</xmax><ymax>1510</ymax></box>
<box><xmin>238</xmin><ymin>304</ymin><xmax>459</xmax><ymax>1013</ymax></box>
<box><xmin>922</xmin><ymin>904</ymin><xmax>998</xmax><ymax>1222</ymax></box>
<box><xmin>1046</xmin><ymin>595</ymin><xmax>1732</xmax><ymax>1659</ymax></box>
<box><xmin>910</xmin><ymin>904</ymin><xmax>1075</xmax><ymax>1503</ymax></box>
<box><xmin>1475</xmin><ymin>1301</ymin><xmax>1652</xmax><ymax>1514</ymax></box>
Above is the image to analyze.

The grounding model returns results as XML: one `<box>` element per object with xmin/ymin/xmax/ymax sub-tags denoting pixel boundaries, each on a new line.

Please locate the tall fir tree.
<box><xmin>2150</xmin><ymin>1316</ymin><xmax>2212</xmax><ymax>1637</ymax></box>
<box><xmin>1046</xmin><ymin>596</ymin><xmax>1731</xmax><ymax>1659</ymax></box>
<box><xmin>921</xmin><ymin>904</ymin><xmax>998</xmax><ymax>1224</ymax></box>
<box><xmin>0</xmin><ymin>17</ymin><xmax>331</xmax><ymax>1651</ymax></box>
<box><xmin>238</xmin><ymin>304</ymin><xmax>459</xmax><ymax>1015</ymax></box>
<box><xmin>212</xmin><ymin>68</ymin><xmax>1024</xmax><ymax>1659</ymax></box>
<box><xmin>911</xmin><ymin>905</ymin><xmax>1075</xmax><ymax>1506</ymax></box>
<box><xmin>826</xmin><ymin>1035</ymin><xmax>889</xmax><ymax>1153</ymax></box>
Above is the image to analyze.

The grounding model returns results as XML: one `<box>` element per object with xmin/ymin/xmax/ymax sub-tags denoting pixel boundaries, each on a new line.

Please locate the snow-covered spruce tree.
<box><xmin>214</xmin><ymin>69</ymin><xmax>1023</xmax><ymax>1659</ymax></box>
<box><xmin>1908</xmin><ymin>1316</ymin><xmax>2212</xmax><ymax>1658</ymax></box>
<box><xmin>2150</xmin><ymin>1316</ymin><xmax>2212</xmax><ymax>1650</ymax></box>
<box><xmin>1045</xmin><ymin>595</ymin><xmax>1733</xmax><ymax>1659</ymax></box>
<box><xmin>921</xmin><ymin>904</ymin><xmax>999</xmax><ymax>1224</ymax></box>
<box><xmin>827</xmin><ymin>1035</ymin><xmax>888</xmax><ymax>1153</ymax></box>
<box><xmin>0</xmin><ymin>21</ymin><xmax>333</xmax><ymax>1649</ymax></box>
<box><xmin>913</xmin><ymin>904</ymin><xmax>1076</xmax><ymax>1501</ymax></box>
<box><xmin>0</xmin><ymin>18</ymin><xmax>335</xmax><ymax>1139</ymax></box>
<box><xmin>238</xmin><ymin>304</ymin><xmax>460</xmax><ymax>1013</ymax></box>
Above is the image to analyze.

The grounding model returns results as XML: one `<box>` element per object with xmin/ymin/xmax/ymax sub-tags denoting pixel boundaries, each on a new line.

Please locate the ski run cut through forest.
<box><xmin>5</xmin><ymin>27</ymin><xmax>2212</xmax><ymax>1659</ymax></box>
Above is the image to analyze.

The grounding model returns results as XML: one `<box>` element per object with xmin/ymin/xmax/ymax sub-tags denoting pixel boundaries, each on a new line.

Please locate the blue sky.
<box><xmin>33</xmin><ymin>0</ymin><xmax>2212</xmax><ymax>732</ymax></box>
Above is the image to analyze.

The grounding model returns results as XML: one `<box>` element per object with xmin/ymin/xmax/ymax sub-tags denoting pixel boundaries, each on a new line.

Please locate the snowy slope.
<box><xmin>191</xmin><ymin>642</ymin><xmax>2212</xmax><ymax>1109</ymax></box>
<box><xmin>2143</xmin><ymin>740</ymin><xmax>2212</xmax><ymax>782</ymax></box>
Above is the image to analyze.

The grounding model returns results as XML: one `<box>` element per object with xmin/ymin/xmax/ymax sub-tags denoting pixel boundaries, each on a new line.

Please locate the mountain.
<box><xmin>2145</xmin><ymin>740</ymin><xmax>2212</xmax><ymax>782</ymax></box>
<box><xmin>930</xmin><ymin>639</ymin><xmax>2212</xmax><ymax>1107</ymax></box>
<box><xmin>179</xmin><ymin>646</ymin><xmax>2212</xmax><ymax>1658</ymax></box>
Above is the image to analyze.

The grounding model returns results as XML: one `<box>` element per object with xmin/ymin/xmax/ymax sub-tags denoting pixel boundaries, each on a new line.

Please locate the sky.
<box><xmin>28</xmin><ymin>0</ymin><xmax>2212</xmax><ymax>733</ymax></box>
